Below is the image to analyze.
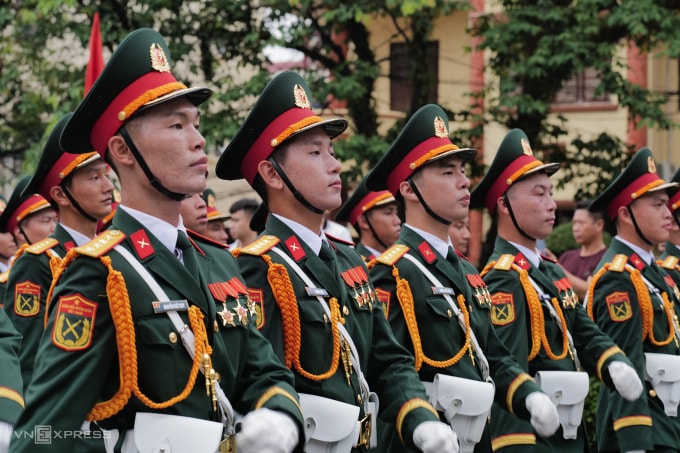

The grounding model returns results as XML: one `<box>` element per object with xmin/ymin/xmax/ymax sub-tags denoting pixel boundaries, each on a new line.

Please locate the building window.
<box><xmin>390</xmin><ymin>41</ymin><xmax>439</xmax><ymax>112</ymax></box>
<box><xmin>553</xmin><ymin>67</ymin><xmax>610</xmax><ymax>105</ymax></box>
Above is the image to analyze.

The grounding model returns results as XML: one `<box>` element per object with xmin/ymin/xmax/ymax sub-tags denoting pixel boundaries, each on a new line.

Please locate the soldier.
<box><xmin>0</xmin><ymin>197</ymin><xmax>17</xmax><ymax>274</ymax></box>
<box><xmin>215</xmin><ymin>71</ymin><xmax>458</xmax><ymax>452</ymax></box>
<box><xmin>203</xmin><ymin>188</ymin><xmax>232</xmax><ymax>245</ymax></box>
<box><xmin>179</xmin><ymin>193</ymin><xmax>208</xmax><ymax>234</ymax></box>
<box><xmin>0</xmin><ymin>177</ymin><xmax>57</xmax><ymax>250</ymax></box>
<box><xmin>10</xmin><ymin>28</ymin><xmax>303</xmax><ymax>452</ymax></box>
<box><xmin>335</xmin><ymin>178</ymin><xmax>401</xmax><ymax>262</ymax></box>
<box><xmin>469</xmin><ymin>128</ymin><xmax>643</xmax><ymax>452</ymax></box>
<box><xmin>365</xmin><ymin>104</ymin><xmax>559</xmax><ymax>453</ymax></box>
<box><xmin>5</xmin><ymin>113</ymin><xmax>114</xmax><ymax>390</ymax></box>
<box><xmin>658</xmin><ymin>168</ymin><xmax>680</xmax><ymax>289</ymax></box>
<box><xmin>586</xmin><ymin>147</ymin><xmax>680</xmax><ymax>453</ymax></box>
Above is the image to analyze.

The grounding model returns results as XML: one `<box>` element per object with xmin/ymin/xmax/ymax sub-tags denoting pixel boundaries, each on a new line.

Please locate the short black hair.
<box><xmin>229</xmin><ymin>198</ymin><xmax>259</xmax><ymax>215</ymax></box>
<box><xmin>575</xmin><ymin>199</ymin><xmax>604</xmax><ymax>222</ymax></box>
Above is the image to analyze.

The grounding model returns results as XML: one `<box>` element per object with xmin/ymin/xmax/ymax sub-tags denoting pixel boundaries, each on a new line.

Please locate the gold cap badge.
<box><xmin>150</xmin><ymin>43</ymin><xmax>171</xmax><ymax>73</ymax></box>
<box><xmin>434</xmin><ymin>116</ymin><xmax>448</xmax><ymax>138</ymax></box>
<box><xmin>521</xmin><ymin>138</ymin><xmax>533</xmax><ymax>156</ymax></box>
<box><xmin>293</xmin><ymin>84</ymin><xmax>311</xmax><ymax>109</ymax></box>
<box><xmin>648</xmin><ymin>156</ymin><xmax>656</xmax><ymax>174</ymax></box>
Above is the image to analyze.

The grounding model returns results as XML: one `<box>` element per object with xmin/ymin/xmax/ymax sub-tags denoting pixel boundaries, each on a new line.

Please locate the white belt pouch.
<box><xmin>534</xmin><ymin>370</ymin><xmax>589</xmax><ymax>439</ymax></box>
<box><xmin>423</xmin><ymin>374</ymin><xmax>494</xmax><ymax>453</ymax></box>
<box><xmin>299</xmin><ymin>393</ymin><xmax>362</xmax><ymax>453</ymax></box>
<box><xmin>644</xmin><ymin>352</ymin><xmax>680</xmax><ymax>417</ymax></box>
<box><xmin>104</xmin><ymin>413</ymin><xmax>223</xmax><ymax>453</ymax></box>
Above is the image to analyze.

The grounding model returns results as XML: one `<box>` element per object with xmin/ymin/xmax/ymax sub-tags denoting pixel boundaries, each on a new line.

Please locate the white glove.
<box><xmin>0</xmin><ymin>422</ymin><xmax>12</xmax><ymax>453</ymax></box>
<box><xmin>525</xmin><ymin>392</ymin><xmax>560</xmax><ymax>437</ymax></box>
<box><xmin>412</xmin><ymin>420</ymin><xmax>458</xmax><ymax>453</ymax></box>
<box><xmin>609</xmin><ymin>361</ymin><xmax>643</xmax><ymax>401</ymax></box>
<box><xmin>235</xmin><ymin>408</ymin><xmax>298</xmax><ymax>453</ymax></box>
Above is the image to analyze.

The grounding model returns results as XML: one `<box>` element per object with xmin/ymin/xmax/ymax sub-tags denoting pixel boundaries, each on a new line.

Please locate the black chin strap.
<box><xmin>626</xmin><ymin>205</ymin><xmax>653</xmax><ymax>246</ymax></box>
<box><xmin>364</xmin><ymin>215</ymin><xmax>389</xmax><ymax>250</ymax></box>
<box><xmin>268</xmin><ymin>157</ymin><xmax>324</xmax><ymax>214</ymax></box>
<box><xmin>62</xmin><ymin>186</ymin><xmax>98</xmax><ymax>223</ymax></box>
<box><xmin>503</xmin><ymin>193</ymin><xmax>535</xmax><ymax>241</ymax></box>
<box><xmin>18</xmin><ymin>224</ymin><xmax>32</xmax><ymax>246</ymax></box>
<box><xmin>118</xmin><ymin>127</ymin><xmax>189</xmax><ymax>201</ymax></box>
<box><xmin>407</xmin><ymin>177</ymin><xmax>451</xmax><ymax>226</ymax></box>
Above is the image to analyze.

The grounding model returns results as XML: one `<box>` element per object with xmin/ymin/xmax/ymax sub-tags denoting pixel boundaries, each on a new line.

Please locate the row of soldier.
<box><xmin>0</xmin><ymin>26</ymin><xmax>677</xmax><ymax>453</ymax></box>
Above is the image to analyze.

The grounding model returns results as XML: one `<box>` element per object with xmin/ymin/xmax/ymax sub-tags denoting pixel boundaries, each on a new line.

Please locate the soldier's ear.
<box><xmin>256</xmin><ymin>160</ymin><xmax>284</xmax><ymax>191</ymax></box>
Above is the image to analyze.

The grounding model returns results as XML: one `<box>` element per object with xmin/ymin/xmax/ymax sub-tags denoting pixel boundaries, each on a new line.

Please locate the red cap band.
<box><xmin>347</xmin><ymin>191</ymin><xmax>394</xmax><ymax>225</ymax></box>
<box><xmin>385</xmin><ymin>136</ymin><xmax>456</xmax><ymax>195</ymax></box>
<box><xmin>484</xmin><ymin>154</ymin><xmax>541</xmax><ymax>212</ymax></box>
<box><xmin>242</xmin><ymin>107</ymin><xmax>322</xmax><ymax>184</ymax></box>
<box><xmin>8</xmin><ymin>196</ymin><xmax>51</xmax><ymax>233</ymax></box>
<box><xmin>607</xmin><ymin>172</ymin><xmax>664</xmax><ymax>219</ymax></box>
<box><xmin>90</xmin><ymin>71</ymin><xmax>179</xmax><ymax>155</ymax></box>
<box><xmin>669</xmin><ymin>190</ymin><xmax>680</xmax><ymax>213</ymax></box>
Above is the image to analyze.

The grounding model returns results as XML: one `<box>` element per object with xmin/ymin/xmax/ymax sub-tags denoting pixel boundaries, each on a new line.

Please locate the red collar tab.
<box><xmin>630</xmin><ymin>253</ymin><xmax>646</xmax><ymax>270</ymax></box>
<box><xmin>130</xmin><ymin>229</ymin><xmax>155</xmax><ymax>259</ymax></box>
<box><xmin>285</xmin><ymin>235</ymin><xmax>306</xmax><ymax>261</ymax></box>
<box><xmin>417</xmin><ymin>241</ymin><xmax>436</xmax><ymax>264</ymax></box>
<box><xmin>514</xmin><ymin>253</ymin><xmax>530</xmax><ymax>270</ymax></box>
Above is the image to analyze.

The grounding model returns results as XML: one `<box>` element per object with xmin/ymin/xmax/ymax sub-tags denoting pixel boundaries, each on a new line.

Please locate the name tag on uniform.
<box><xmin>432</xmin><ymin>287</ymin><xmax>455</xmax><ymax>295</ymax></box>
<box><xmin>152</xmin><ymin>299</ymin><xmax>189</xmax><ymax>313</ymax></box>
<box><xmin>306</xmin><ymin>287</ymin><xmax>329</xmax><ymax>297</ymax></box>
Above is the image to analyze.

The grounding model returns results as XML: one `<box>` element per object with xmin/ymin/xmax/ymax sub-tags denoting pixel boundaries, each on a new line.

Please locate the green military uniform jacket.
<box><xmin>355</xmin><ymin>243</ymin><xmax>377</xmax><ymax>263</ymax></box>
<box><xmin>590</xmin><ymin>237</ymin><xmax>680</xmax><ymax>452</ymax></box>
<box><xmin>10</xmin><ymin>208</ymin><xmax>304</xmax><ymax>452</ymax></box>
<box><xmin>483</xmin><ymin>237</ymin><xmax>630</xmax><ymax>453</ymax></box>
<box><xmin>5</xmin><ymin>224</ymin><xmax>76</xmax><ymax>389</ymax></box>
<box><xmin>235</xmin><ymin>214</ymin><xmax>440</xmax><ymax>452</ymax></box>
<box><xmin>369</xmin><ymin>226</ymin><xmax>542</xmax><ymax>453</ymax></box>
<box><xmin>659</xmin><ymin>242</ymin><xmax>680</xmax><ymax>291</ymax></box>
<box><xmin>0</xmin><ymin>275</ymin><xmax>24</xmax><ymax>425</ymax></box>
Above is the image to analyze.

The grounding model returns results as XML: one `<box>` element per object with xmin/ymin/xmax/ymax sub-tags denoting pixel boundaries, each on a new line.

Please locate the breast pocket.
<box><xmin>135</xmin><ymin>315</ymin><xmax>184</xmax><ymax>395</ymax></box>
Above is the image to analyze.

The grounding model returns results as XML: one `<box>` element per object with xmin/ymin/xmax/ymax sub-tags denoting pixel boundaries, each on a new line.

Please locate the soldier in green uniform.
<box><xmin>365</xmin><ymin>104</ymin><xmax>560</xmax><ymax>453</ymax></box>
<box><xmin>469</xmin><ymin>128</ymin><xmax>643</xmax><ymax>453</ymax></box>
<box><xmin>0</xmin><ymin>191</ymin><xmax>24</xmax><ymax>453</ymax></box>
<box><xmin>658</xmin><ymin>168</ymin><xmax>680</xmax><ymax>290</ymax></box>
<box><xmin>335</xmin><ymin>178</ymin><xmax>401</xmax><ymax>262</ymax></box>
<box><xmin>5</xmin><ymin>113</ymin><xmax>114</xmax><ymax>390</ymax></box>
<box><xmin>216</xmin><ymin>71</ymin><xmax>458</xmax><ymax>452</ymax></box>
<box><xmin>10</xmin><ymin>28</ymin><xmax>303</xmax><ymax>453</ymax></box>
<box><xmin>586</xmin><ymin>147</ymin><xmax>680</xmax><ymax>453</ymax></box>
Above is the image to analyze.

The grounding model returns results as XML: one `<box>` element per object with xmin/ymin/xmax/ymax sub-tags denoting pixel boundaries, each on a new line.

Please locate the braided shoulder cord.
<box><xmin>630</xmin><ymin>269</ymin><xmax>674</xmax><ymax>346</ymax></box>
<box><xmin>262</xmin><ymin>254</ymin><xmax>341</xmax><ymax>380</ymax></box>
<box><xmin>392</xmin><ymin>266</ymin><xmax>470</xmax><ymax>371</ymax></box>
<box><xmin>44</xmin><ymin>249</ymin><xmax>78</xmax><ymax>329</ymax></box>
<box><xmin>586</xmin><ymin>265</ymin><xmax>609</xmax><ymax>321</ymax></box>
<box><xmin>87</xmin><ymin>256</ymin><xmax>211</xmax><ymax>420</ymax></box>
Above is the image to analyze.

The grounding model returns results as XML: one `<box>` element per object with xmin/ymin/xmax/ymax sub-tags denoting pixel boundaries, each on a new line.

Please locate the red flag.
<box><xmin>84</xmin><ymin>12</ymin><xmax>104</xmax><ymax>95</ymax></box>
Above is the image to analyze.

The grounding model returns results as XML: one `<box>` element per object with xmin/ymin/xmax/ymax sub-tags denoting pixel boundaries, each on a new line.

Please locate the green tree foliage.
<box><xmin>470</xmin><ymin>0</ymin><xmax>680</xmax><ymax>200</ymax></box>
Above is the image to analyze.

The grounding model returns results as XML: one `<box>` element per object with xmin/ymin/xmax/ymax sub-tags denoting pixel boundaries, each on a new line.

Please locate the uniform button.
<box><xmin>343</xmin><ymin>306</ymin><xmax>350</xmax><ymax>316</ymax></box>
<box><xmin>168</xmin><ymin>332</ymin><xmax>178</xmax><ymax>343</ymax></box>
<box><xmin>447</xmin><ymin>309</ymin><xmax>452</xmax><ymax>318</ymax></box>
<box><xmin>214</xmin><ymin>320</ymin><xmax>219</xmax><ymax>332</ymax></box>
<box><xmin>357</xmin><ymin>394</ymin><xmax>362</xmax><ymax>404</ymax></box>
<box><xmin>215</xmin><ymin>372</ymin><xmax>221</xmax><ymax>383</ymax></box>
<box><xmin>649</xmin><ymin>389</ymin><xmax>657</xmax><ymax>398</ymax></box>
<box><xmin>323</xmin><ymin>314</ymin><xmax>329</xmax><ymax>323</ymax></box>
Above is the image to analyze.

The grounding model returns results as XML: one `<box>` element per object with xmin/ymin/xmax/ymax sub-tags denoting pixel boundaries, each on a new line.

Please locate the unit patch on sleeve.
<box><xmin>14</xmin><ymin>281</ymin><xmax>41</xmax><ymax>317</ymax></box>
<box><xmin>605</xmin><ymin>291</ymin><xmax>632</xmax><ymax>322</ymax></box>
<box><xmin>52</xmin><ymin>294</ymin><xmax>97</xmax><ymax>351</ymax></box>
<box><xmin>490</xmin><ymin>292</ymin><xmax>515</xmax><ymax>326</ymax></box>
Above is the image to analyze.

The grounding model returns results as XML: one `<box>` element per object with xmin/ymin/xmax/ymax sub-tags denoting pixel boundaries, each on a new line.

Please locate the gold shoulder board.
<box><xmin>76</xmin><ymin>230</ymin><xmax>126</xmax><ymax>258</ymax></box>
<box><xmin>238</xmin><ymin>235</ymin><xmax>280</xmax><ymax>256</ymax></box>
<box><xmin>661</xmin><ymin>256</ymin><xmax>679</xmax><ymax>270</ymax></box>
<box><xmin>609</xmin><ymin>254</ymin><xmax>628</xmax><ymax>272</ymax></box>
<box><xmin>376</xmin><ymin>244</ymin><xmax>410</xmax><ymax>266</ymax></box>
<box><xmin>25</xmin><ymin>237</ymin><xmax>59</xmax><ymax>255</ymax></box>
<box><xmin>493</xmin><ymin>254</ymin><xmax>515</xmax><ymax>271</ymax></box>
